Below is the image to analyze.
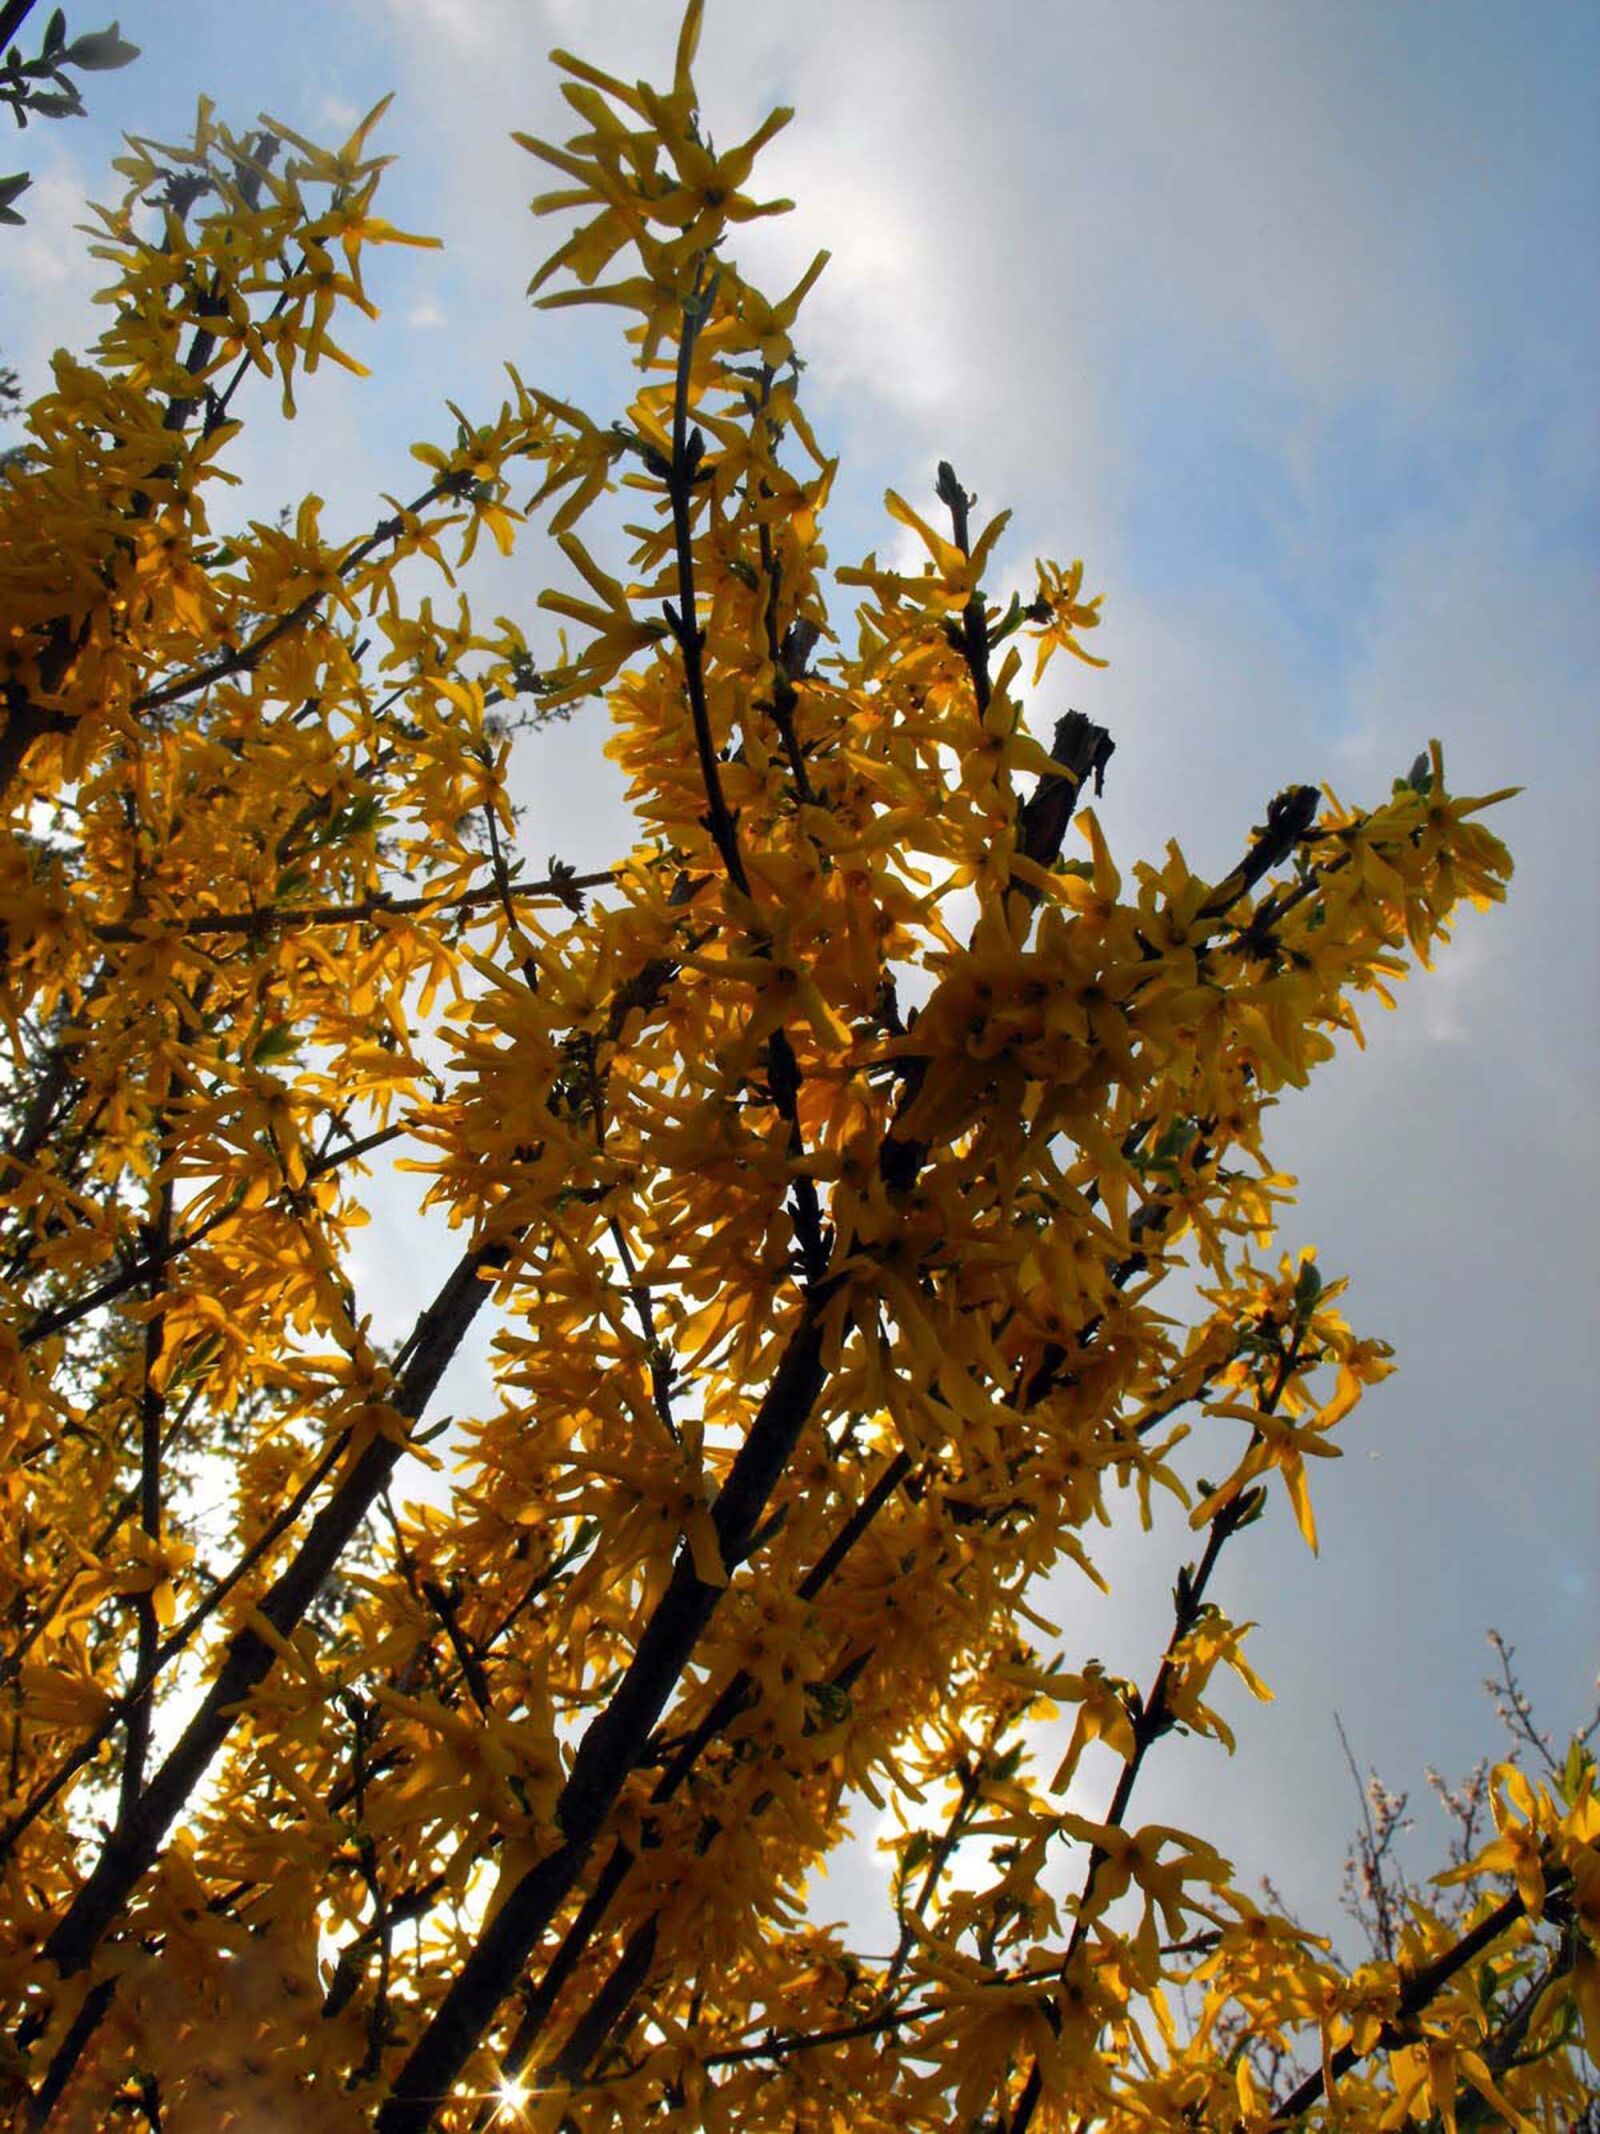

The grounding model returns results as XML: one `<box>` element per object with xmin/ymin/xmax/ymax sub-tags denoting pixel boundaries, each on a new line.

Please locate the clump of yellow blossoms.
<box><xmin>0</xmin><ymin>6</ymin><xmax>1590</xmax><ymax>2130</ymax></box>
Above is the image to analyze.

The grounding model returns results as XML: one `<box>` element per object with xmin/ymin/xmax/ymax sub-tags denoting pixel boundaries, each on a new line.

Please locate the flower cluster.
<box><xmin>0</xmin><ymin>7</ymin><xmax>1584</xmax><ymax>2133</ymax></box>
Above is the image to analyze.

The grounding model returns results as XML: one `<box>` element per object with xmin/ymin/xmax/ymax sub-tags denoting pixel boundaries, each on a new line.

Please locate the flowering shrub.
<box><xmin>0</xmin><ymin>6</ymin><xmax>1592</xmax><ymax>2128</ymax></box>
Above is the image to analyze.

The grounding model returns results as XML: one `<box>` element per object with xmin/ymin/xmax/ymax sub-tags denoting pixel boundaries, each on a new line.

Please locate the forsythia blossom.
<box><xmin>0</xmin><ymin>8</ymin><xmax>1583</xmax><ymax>2134</ymax></box>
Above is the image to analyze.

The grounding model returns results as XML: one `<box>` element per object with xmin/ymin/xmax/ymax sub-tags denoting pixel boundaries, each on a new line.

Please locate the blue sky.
<box><xmin>8</xmin><ymin>0</ymin><xmax>1597</xmax><ymax>1946</ymax></box>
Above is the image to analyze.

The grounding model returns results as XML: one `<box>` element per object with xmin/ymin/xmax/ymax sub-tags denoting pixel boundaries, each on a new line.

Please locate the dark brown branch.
<box><xmin>0</xmin><ymin>1028</ymin><xmax>77</xmax><ymax>1188</ymax></box>
<box><xmin>1016</xmin><ymin>709</ymin><xmax>1115</xmax><ymax>881</ymax></box>
<box><xmin>22</xmin><ymin>1978</ymin><xmax>115</xmax><ymax>2132</ymax></box>
<box><xmin>478</xmin><ymin>1449</ymin><xmax>920</xmax><ymax>2111</ymax></box>
<box><xmin>156</xmin><ymin>134</ymin><xmax>280</xmax><ymax>442</ymax></box>
<box><xmin>547</xmin><ymin>1912</ymin><xmax>658</xmax><ymax>2083</ymax></box>
<box><xmin>116</xmin><ymin>1167</ymin><xmax>173</xmax><ymax>1822</ymax></box>
<box><xmin>751</xmin><ymin>361</ymin><xmax>819</xmax><ymax>808</ymax></box>
<box><xmin>87</xmin><ymin>869</ymin><xmax>617</xmax><ymax>946</ymax></box>
<box><xmin>28</xmin><ymin>1239</ymin><xmax>506</xmax><ymax>1984</ymax></box>
<box><xmin>353</xmin><ymin>455</ymin><xmax>1318</xmax><ymax>2129</ymax></box>
<box><xmin>935</xmin><ymin>460</ymin><xmax>991</xmax><ymax>716</ymax></box>
<box><xmin>524</xmin><ymin>1277</ymin><xmax>1220</xmax><ymax>2091</ymax></box>
<box><xmin>1452</xmin><ymin>1935</ymin><xmax>1577</xmax><ymax>2126</ymax></box>
<box><xmin>0</xmin><ymin>2</ymin><xmax>42</xmax><ymax>52</ymax></box>
<box><xmin>1266</xmin><ymin>1875</ymin><xmax>1564</xmax><ymax>2128</ymax></box>
<box><xmin>491</xmin><ymin>639</ymin><xmax>1120</xmax><ymax>2092</ymax></box>
<box><xmin>881</xmin><ymin>702</ymin><xmax>1112</xmax><ymax>1196</ymax></box>
<box><xmin>321</xmin><ymin>1875</ymin><xmax>451</xmax><ymax>2022</ymax></box>
<box><xmin>558</xmin><ymin>1955</ymin><xmax>1094</xmax><ymax>2088</ymax></box>
<box><xmin>130</xmin><ymin>476</ymin><xmax>466</xmax><ymax>718</ymax></box>
<box><xmin>657</xmin><ymin>263</ymin><xmax>823</xmax><ymax>1290</ymax></box>
<box><xmin>0</xmin><ymin>655</ymin><xmax>72</xmax><ymax>800</ymax></box>
<box><xmin>374</xmin><ymin>1298</ymin><xmax>832</xmax><ymax>2130</ymax></box>
<box><xmin>661</xmin><ymin>258</ymin><xmax>746</xmax><ymax>897</ymax></box>
<box><xmin>1005</xmin><ymin>1327</ymin><xmax>1308</xmax><ymax>2134</ymax></box>
<box><xmin>1199</xmin><ymin>785</ymin><xmax>1321</xmax><ymax>920</ymax></box>
<box><xmin>18</xmin><ymin>1121</ymin><xmax>405</xmax><ymax>1351</ymax></box>
<box><xmin>0</xmin><ymin>1436</ymin><xmax>345</xmax><ymax>1867</ymax></box>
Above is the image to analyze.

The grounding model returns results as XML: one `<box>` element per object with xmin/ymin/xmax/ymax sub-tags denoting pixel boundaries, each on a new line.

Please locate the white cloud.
<box><xmin>3</xmin><ymin>151</ymin><xmax>105</xmax><ymax>393</ymax></box>
<box><xmin>375</xmin><ymin>0</ymin><xmax>491</xmax><ymax>48</ymax></box>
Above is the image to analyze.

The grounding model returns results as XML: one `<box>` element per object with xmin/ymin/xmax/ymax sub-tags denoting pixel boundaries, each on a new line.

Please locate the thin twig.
<box><xmin>1005</xmin><ymin>1327</ymin><xmax>1308</xmax><ymax>2134</ymax></box>
<box><xmin>88</xmin><ymin>868</ymin><xmax>616</xmax><ymax>946</ymax></box>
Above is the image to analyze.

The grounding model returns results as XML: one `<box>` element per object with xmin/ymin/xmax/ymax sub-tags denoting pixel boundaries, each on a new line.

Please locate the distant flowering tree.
<box><xmin>0</xmin><ymin>5</ymin><xmax>1593</xmax><ymax>2129</ymax></box>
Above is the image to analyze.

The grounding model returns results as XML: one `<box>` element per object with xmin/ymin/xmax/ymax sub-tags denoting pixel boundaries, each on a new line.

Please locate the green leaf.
<box><xmin>1292</xmin><ymin>1256</ymin><xmax>1323</xmax><ymax>1320</ymax></box>
<box><xmin>1393</xmin><ymin>748</ymin><xmax>1433</xmax><ymax>798</ymax></box>
<box><xmin>320</xmin><ymin>793</ymin><xmax>385</xmax><ymax>843</ymax></box>
<box><xmin>1560</xmin><ymin>1733</ymin><xmax>1592</xmax><ymax>1803</ymax></box>
<box><xmin>1149</xmin><ymin>1117</ymin><xmax>1198</xmax><ymax>1167</ymax></box>
<box><xmin>64</xmin><ymin>23</ymin><xmax>140</xmax><ymax>69</ymax></box>
<box><xmin>805</xmin><ymin>1680</ymin><xmax>852</xmax><ymax>1723</ymax></box>
<box><xmin>250</xmin><ymin>1026</ymin><xmax>301</xmax><ymax>1066</ymax></box>
<box><xmin>1231</xmin><ymin>1486</ymin><xmax>1270</xmax><ymax>1531</ymax></box>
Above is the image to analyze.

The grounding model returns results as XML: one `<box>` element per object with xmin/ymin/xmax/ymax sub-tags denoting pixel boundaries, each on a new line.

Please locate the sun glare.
<box><xmin>494</xmin><ymin>2076</ymin><xmax>531</xmax><ymax>2123</ymax></box>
